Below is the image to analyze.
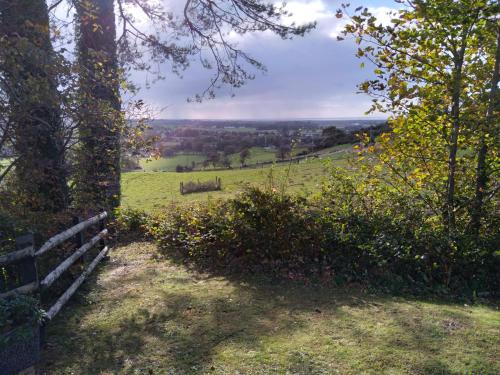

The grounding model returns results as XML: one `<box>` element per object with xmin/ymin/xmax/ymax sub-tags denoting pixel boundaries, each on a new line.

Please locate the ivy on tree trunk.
<box><xmin>74</xmin><ymin>0</ymin><xmax>122</xmax><ymax>210</ymax></box>
<box><xmin>0</xmin><ymin>0</ymin><xmax>69</xmax><ymax>212</ymax></box>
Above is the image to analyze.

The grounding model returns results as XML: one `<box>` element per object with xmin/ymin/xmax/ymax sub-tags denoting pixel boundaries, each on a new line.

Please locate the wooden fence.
<box><xmin>180</xmin><ymin>176</ymin><xmax>222</xmax><ymax>195</ymax></box>
<box><xmin>0</xmin><ymin>211</ymin><xmax>110</xmax><ymax>374</ymax></box>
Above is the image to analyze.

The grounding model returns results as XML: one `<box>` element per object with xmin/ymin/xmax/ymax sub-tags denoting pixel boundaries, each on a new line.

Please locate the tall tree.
<box><xmin>0</xmin><ymin>0</ymin><xmax>69</xmax><ymax>212</ymax></box>
<box><xmin>340</xmin><ymin>0</ymin><xmax>499</xmax><ymax>235</ymax></box>
<box><xmin>470</xmin><ymin>27</ymin><xmax>499</xmax><ymax>236</ymax></box>
<box><xmin>74</xmin><ymin>0</ymin><xmax>122</xmax><ymax>210</ymax></box>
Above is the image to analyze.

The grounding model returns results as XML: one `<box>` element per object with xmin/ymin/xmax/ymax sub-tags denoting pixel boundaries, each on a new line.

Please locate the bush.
<box><xmin>114</xmin><ymin>207</ymin><xmax>150</xmax><ymax>237</ymax></box>
<box><xmin>148</xmin><ymin>188</ymin><xmax>324</xmax><ymax>276</ymax></box>
<box><xmin>180</xmin><ymin>177</ymin><xmax>221</xmax><ymax>195</ymax></box>
<box><xmin>144</xmin><ymin>182</ymin><xmax>499</xmax><ymax>295</ymax></box>
<box><xmin>0</xmin><ymin>294</ymin><xmax>45</xmax><ymax>346</ymax></box>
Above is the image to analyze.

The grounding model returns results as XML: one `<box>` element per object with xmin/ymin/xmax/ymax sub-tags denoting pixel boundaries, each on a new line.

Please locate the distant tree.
<box><xmin>276</xmin><ymin>145</ymin><xmax>291</xmax><ymax>161</ymax></box>
<box><xmin>239</xmin><ymin>148</ymin><xmax>251</xmax><ymax>167</ymax></box>
<box><xmin>321</xmin><ymin>126</ymin><xmax>357</xmax><ymax>148</ymax></box>
<box><xmin>223</xmin><ymin>145</ymin><xmax>237</xmax><ymax>156</ymax></box>
<box><xmin>222</xmin><ymin>156</ymin><xmax>232</xmax><ymax>169</ymax></box>
<box><xmin>208</xmin><ymin>152</ymin><xmax>220</xmax><ymax>169</ymax></box>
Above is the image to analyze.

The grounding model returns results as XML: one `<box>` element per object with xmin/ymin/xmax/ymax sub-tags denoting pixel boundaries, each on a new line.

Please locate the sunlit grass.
<box><xmin>122</xmin><ymin>157</ymin><xmax>346</xmax><ymax>211</ymax></box>
<box><xmin>42</xmin><ymin>242</ymin><xmax>500</xmax><ymax>374</ymax></box>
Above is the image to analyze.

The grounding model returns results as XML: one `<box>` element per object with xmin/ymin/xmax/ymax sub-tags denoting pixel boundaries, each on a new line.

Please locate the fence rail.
<box><xmin>0</xmin><ymin>211</ymin><xmax>109</xmax><ymax>316</ymax></box>
<box><xmin>35</xmin><ymin>211</ymin><xmax>108</xmax><ymax>257</ymax></box>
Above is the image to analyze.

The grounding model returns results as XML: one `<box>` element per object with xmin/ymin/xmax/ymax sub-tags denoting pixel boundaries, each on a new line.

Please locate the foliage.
<box><xmin>139</xmin><ymin>181</ymin><xmax>499</xmax><ymax>295</ymax></box>
<box><xmin>114</xmin><ymin>207</ymin><xmax>151</xmax><ymax>237</ymax></box>
<box><xmin>0</xmin><ymin>294</ymin><xmax>45</xmax><ymax>347</ymax></box>
<box><xmin>147</xmin><ymin>188</ymin><xmax>320</xmax><ymax>276</ymax></box>
<box><xmin>318</xmin><ymin>166</ymin><xmax>499</xmax><ymax>294</ymax></box>
<box><xmin>338</xmin><ymin>0</ymin><xmax>499</xmax><ymax>238</ymax></box>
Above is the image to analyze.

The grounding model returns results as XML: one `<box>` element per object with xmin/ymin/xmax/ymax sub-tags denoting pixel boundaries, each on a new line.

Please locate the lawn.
<box><xmin>41</xmin><ymin>241</ymin><xmax>500</xmax><ymax>374</ymax></box>
<box><xmin>122</xmin><ymin>157</ymin><xmax>344</xmax><ymax>211</ymax></box>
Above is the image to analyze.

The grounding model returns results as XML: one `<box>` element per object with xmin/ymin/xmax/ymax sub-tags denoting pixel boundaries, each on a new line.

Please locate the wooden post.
<box><xmin>15</xmin><ymin>234</ymin><xmax>38</xmax><ymax>294</ymax></box>
<box><xmin>73</xmin><ymin>216</ymin><xmax>85</xmax><ymax>265</ymax></box>
<box><xmin>99</xmin><ymin>211</ymin><xmax>108</xmax><ymax>261</ymax></box>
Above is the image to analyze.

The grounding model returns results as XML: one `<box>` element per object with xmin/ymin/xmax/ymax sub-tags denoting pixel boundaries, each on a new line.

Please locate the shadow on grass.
<box><xmin>40</xmin><ymin>242</ymin><xmax>496</xmax><ymax>375</ymax></box>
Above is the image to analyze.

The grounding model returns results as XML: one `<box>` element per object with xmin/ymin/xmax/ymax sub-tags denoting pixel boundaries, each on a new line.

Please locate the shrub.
<box><xmin>145</xmin><ymin>181</ymin><xmax>499</xmax><ymax>295</ymax></box>
<box><xmin>148</xmin><ymin>188</ymin><xmax>325</xmax><ymax>276</ymax></box>
<box><xmin>114</xmin><ymin>207</ymin><xmax>150</xmax><ymax>237</ymax></box>
<box><xmin>0</xmin><ymin>294</ymin><xmax>45</xmax><ymax>346</ymax></box>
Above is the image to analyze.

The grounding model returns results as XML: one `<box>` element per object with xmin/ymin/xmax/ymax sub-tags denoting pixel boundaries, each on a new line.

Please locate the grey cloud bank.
<box><xmin>129</xmin><ymin>0</ymin><xmax>394</xmax><ymax>119</ymax></box>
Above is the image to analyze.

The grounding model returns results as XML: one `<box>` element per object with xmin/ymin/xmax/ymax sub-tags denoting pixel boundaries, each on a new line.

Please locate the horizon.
<box><xmin>148</xmin><ymin>116</ymin><xmax>389</xmax><ymax>122</ymax></box>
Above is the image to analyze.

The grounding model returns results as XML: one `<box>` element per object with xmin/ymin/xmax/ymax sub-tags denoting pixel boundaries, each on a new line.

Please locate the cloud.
<box><xmin>128</xmin><ymin>0</ymin><xmax>399</xmax><ymax>119</ymax></box>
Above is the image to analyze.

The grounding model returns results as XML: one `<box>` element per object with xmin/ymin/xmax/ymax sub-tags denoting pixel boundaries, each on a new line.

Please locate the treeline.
<box><xmin>317</xmin><ymin>122</ymin><xmax>389</xmax><ymax>149</ymax></box>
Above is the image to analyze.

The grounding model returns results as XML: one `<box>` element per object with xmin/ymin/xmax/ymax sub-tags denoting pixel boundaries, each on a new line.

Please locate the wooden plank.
<box><xmin>0</xmin><ymin>246</ymin><xmax>34</xmax><ymax>266</ymax></box>
<box><xmin>36</xmin><ymin>212</ymin><xmax>107</xmax><ymax>257</ymax></box>
<box><xmin>46</xmin><ymin>246</ymin><xmax>109</xmax><ymax>320</ymax></box>
<box><xmin>0</xmin><ymin>281</ymin><xmax>38</xmax><ymax>299</ymax></box>
<box><xmin>40</xmin><ymin>229</ymin><xmax>108</xmax><ymax>290</ymax></box>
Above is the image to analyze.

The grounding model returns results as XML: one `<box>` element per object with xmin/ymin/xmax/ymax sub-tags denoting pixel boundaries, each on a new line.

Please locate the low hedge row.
<box><xmin>116</xmin><ymin>187</ymin><xmax>499</xmax><ymax>296</ymax></box>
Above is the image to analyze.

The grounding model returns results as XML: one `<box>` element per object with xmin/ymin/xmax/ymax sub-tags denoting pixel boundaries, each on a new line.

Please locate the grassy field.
<box><xmin>139</xmin><ymin>146</ymin><xmax>312</xmax><ymax>173</ymax></box>
<box><xmin>140</xmin><ymin>154</ymin><xmax>206</xmax><ymax>172</ymax></box>
<box><xmin>122</xmin><ymin>157</ymin><xmax>345</xmax><ymax>211</ymax></box>
<box><xmin>42</xmin><ymin>242</ymin><xmax>500</xmax><ymax>374</ymax></box>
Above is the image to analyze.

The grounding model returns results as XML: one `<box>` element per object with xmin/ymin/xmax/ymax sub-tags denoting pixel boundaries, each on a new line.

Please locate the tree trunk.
<box><xmin>470</xmin><ymin>28</ymin><xmax>500</xmax><ymax>237</ymax></box>
<box><xmin>445</xmin><ymin>47</ymin><xmax>466</xmax><ymax>234</ymax></box>
<box><xmin>0</xmin><ymin>0</ymin><xmax>68</xmax><ymax>212</ymax></box>
<box><xmin>74</xmin><ymin>0</ymin><xmax>122</xmax><ymax>210</ymax></box>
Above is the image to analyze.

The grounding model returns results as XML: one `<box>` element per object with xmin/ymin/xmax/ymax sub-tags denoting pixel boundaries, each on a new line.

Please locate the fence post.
<box><xmin>99</xmin><ymin>210</ymin><xmax>108</xmax><ymax>260</ymax></box>
<box><xmin>15</xmin><ymin>233</ymin><xmax>38</xmax><ymax>293</ymax></box>
<box><xmin>73</xmin><ymin>216</ymin><xmax>85</xmax><ymax>265</ymax></box>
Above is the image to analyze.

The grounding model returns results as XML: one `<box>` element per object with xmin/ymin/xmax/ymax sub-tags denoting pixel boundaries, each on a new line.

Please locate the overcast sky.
<box><xmin>127</xmin><ymin>0</ymin><xmax>397</xmax><ymax>120</ymax></box>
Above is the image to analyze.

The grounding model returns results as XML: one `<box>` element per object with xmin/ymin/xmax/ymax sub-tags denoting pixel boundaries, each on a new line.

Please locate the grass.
<box><xmin>42</xmin><ymin>241</ymin><xmax>500</xmax><ymax>374</ymax></box>
<box><xmin>139</xmin><ymin>146</ymin><xmax>312</xmax><ymax>173</ymax></box>
<box><xmin>228</xmin><ymin>147</ymin><xmax>277</xmax><ymax>166</ymax></box>
<box><xmin>140</xmin><ymin>154</ymin><xmax>206</xmax><ymax>172</ymax></box>
<box><xmin>122</xmin><ymin>157</ymin><xmax>344</xmax><ymax>211</ymax></box>
<box><xmin>0</xmin><ymin>157</ymin><xmax>13</xmax><ymax>171</ymax></box>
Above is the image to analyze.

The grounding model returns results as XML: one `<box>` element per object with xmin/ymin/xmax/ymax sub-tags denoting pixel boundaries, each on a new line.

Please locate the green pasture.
<box><xmin>139</xmin><ymin>154</ymin><xmax>206</xmax><ymax>172</ymax></box>
<box><xmin>122</xmin><ymin>157</ymin><xmax>347</xmax><ymax>211</ymax></box>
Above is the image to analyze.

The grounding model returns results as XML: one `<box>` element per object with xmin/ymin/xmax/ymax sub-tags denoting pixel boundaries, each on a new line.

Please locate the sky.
<box><xmin>127</xmin><ymin>0</ymin><xmax>397</xmax><ymax>120</ymax></box>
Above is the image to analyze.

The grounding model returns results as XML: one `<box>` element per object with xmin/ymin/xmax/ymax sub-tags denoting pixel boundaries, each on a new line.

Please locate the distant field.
<box><xmin>316</xmin><ymin>144</ymin><xmax>354</xmax><ymax>155</ymax></box>
<box><xmin>139</xmin><ymin>146</ymin><xmax>312</xmax><ymax>172</ymax></box>
<box><xmin>122</xmin><ymin>156</ymin><xmax>349</xmax><ymax>211</ymax></box>
<box><xmin>139</xmin><ymin>154</ymin><xmax>205</xmax><ymax>172</ymax></box>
